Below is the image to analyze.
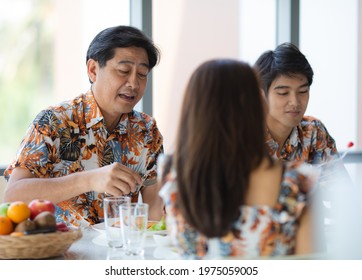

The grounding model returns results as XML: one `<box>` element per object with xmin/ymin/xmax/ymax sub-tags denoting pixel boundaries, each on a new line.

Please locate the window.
<box><xmin>0</xmin><ymin>0</ymin><xmax>130</xmax><ymax>167</ymax></box>
<box><xmin>300</xmin><ymin>0</ymin><xmax>359</xmax><ymax>152</ymax></box>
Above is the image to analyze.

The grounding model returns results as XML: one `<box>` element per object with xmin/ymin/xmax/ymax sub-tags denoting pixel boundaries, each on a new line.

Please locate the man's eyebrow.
<box><xmin>273</xmin><ymin>83</ymin><xmax>310</xmax><ymax>90</ymax></box>
<box><xmin>273</xmin><ymin>85</ymin><xmax>290</xmax><ymax>90</ymax></box>
<box><xmin>117</xmin><ymin>60</ymin><xmax>149</xmax><ymax>69</ymax></box>
<box><xmin>298</xmin><ymin>82</ymin><xmax>310</xmax><ymax>88</ymax></box>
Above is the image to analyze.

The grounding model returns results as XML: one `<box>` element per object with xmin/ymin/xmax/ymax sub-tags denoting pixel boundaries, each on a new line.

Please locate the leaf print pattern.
<box><xmin>35</xmin><ymin>110</ymin><xmax>59</xmax><ymax>139</ymax></box>
<box><xmin>5</xmin><ymin>90</ymin><xmax>163</xmax><ymax>226</ymax></box>
<box><xmin>265</xmin><ymin>116</ymin><xmax>338</xmax><ymax>164</ymax></box>
<box><xmin>98</xmin><ymin>141</ymin><xmax>114</xmax><ymax>167</ymax></box>
<box><xmin>59</xmin><ymin>127</ymin><xmax>81</xmax><ymax>161</ymax></box>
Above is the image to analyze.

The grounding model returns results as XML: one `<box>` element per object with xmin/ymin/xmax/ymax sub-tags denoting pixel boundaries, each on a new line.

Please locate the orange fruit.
<box><xmin>7</xmin><ymin>201</ymin><xmax>31</xmax><ymax>224</ymax></box>
<box><xmin>0</xmin><ymin>216</ymin><xmax>13</xmax><ymax>235</ymax></box>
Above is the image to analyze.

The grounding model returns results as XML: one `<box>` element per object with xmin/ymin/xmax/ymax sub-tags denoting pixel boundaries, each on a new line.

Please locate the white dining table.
<box><xmin>53</xmin><ymin>222</ymin><xmax>333</xmax><ymax>260</ymax></box>
<box><xmin>58</xmin><ymin>225</ymin><xmax>180</xmax><ymax>260</ymax></box>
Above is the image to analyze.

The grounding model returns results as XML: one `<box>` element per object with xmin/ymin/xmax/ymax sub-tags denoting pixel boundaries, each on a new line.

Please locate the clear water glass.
<box><xmin>104</xmin><ymin>196</ymin><xmax>130</xmax><ymax>248</ymax></box>
<box><xmin>120</xmin><ymin>202</ymin><xmax>149</xmax><ymax>256</ymax></box>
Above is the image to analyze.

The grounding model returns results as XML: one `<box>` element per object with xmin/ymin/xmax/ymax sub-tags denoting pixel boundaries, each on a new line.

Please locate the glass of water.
<box><xmin>104</xmin><ymin>196</ymin><xmax>130</xmax><ymax>248</ymax></box>
<box><xmin>120</xmin><ymin>202</ymin><xmax>149</xmax><ymax>256</ymax></box>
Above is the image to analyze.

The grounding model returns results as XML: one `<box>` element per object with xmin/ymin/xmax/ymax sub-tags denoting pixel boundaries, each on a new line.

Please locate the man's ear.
<box><xmin>87</xmin><ymin>59</ymin><xmax>98</xmax><ymax>83</ymax></box>
<box><xmin>260</xmin><ymin>88</ymin><xmax>267</xmax><ymax>99</ymax></box>
<box><xmin>260</xmin><ymin>89</ymin><xmax>269</xmax><ymax>114</ymax></box>
<box><xmin>260</xmin><ymin>89</ymin><xmax>268</xmax><ymax>101</ymax></box>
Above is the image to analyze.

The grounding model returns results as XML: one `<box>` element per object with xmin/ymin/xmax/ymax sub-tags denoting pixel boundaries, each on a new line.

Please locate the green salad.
<box><xmin>148</xmin><ymin>217</ymin><xmax>166</xmax><ymax>231</ymax></box>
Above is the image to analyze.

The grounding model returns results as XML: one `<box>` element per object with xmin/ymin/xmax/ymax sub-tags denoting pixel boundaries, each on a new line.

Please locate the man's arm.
<box><xmin>141</xmin><ymin>183</ymin><xmax>163</xmax><ymax>221</ymax></box>
<box><xmin>4</xmin><ymin>163</ymin><xmax>142</xmax><ymax>204</ymax></box>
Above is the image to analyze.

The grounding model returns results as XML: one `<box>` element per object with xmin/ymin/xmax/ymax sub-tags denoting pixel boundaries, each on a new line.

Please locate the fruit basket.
<box><xmin>0</xmin><ymin>229</ymin><xmax>82</xmax><ymax>259</ymax></box>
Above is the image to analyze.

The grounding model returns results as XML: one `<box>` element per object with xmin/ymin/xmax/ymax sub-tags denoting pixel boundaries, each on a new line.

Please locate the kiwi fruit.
<box><xmin>33</xmin><ymin>211</ymin><xmax>56</xmax><ymax>230</ymax></box>
<box><xmin>14</xmin><ymin>219</ymin><xmax>37</xmax><ymax>232</ymax></box>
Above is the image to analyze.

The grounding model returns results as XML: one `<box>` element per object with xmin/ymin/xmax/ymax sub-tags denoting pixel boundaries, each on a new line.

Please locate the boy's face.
<box><xmin>265</xmin><ymin>73</ymin><xmax>310</xmax><ymax>132</ymax></box>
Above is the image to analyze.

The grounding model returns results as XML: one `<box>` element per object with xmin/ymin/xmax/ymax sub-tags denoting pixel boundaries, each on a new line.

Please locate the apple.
<box><xmin>28</xmin><ymin>199</ymin><xmax>56</xmax><ymax>220</ymax></box>
<box><xmin>56</xmin><ymin>222</ymin><xmax>69</xmax><ymax>232</ymax></box>
<box><xmin>0</xmin><ymin>202</ymin><xmax>11</xmax><ymax>217</ymax></box>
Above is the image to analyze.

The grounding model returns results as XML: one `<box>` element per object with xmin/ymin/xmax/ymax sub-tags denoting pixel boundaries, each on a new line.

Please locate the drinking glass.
<box><xmin>120</xmin><ymin>202</ymin><xmax>149</xmax><ymax>256</ymax></box>
<box><xmin>104</xmin><ymin>196</ymin><xmax>130</xmax><ymax>248</ymax></box>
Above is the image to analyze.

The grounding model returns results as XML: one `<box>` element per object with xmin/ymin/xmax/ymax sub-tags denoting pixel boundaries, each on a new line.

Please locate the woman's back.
<box><xmin>245</xmin><ymin>158</ymin><xmax>283</xmax><ymax>208</ymax></box>
<box><xmin>160</xmin><ymin>159</ymin><xmax>316</xmax><ymax>259</ymax></box>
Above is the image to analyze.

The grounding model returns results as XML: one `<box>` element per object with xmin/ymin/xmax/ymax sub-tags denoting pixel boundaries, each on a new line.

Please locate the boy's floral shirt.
<box><xmin>265</xmin><ymin>116</ymin><xmax>338</xmax><ymax>164</ymax></box>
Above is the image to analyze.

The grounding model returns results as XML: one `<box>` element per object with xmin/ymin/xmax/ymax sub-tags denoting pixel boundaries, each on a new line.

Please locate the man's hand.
<box><xmin>89</xmin><ymin>162</ymin><xmax>142</xmax><ymax>196</ymax></box>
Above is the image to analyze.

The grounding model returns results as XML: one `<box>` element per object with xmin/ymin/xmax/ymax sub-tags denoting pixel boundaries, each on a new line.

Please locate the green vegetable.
<box><xmin>148</xmin><ymin>217</ymin><xmax>166</xmax><ymax>231</ymax></box>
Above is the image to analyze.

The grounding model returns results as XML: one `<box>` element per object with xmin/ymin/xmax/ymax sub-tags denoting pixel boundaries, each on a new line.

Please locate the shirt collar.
<box><xmin>83</xmin><ymin>89</ymin><xmax>131</xmax><ymax>135</ymax></box>
<box><xmin>117</xmin><ymin>113</ymin><xmax>131</xmax><ymax>134</ymax></box>
<box><xmin>84</xmin><ymin>89</ymin><xmax>104</xmax><ymax>129</ymax></box>
<box><xmin>265</xmin><ymin>123</ymin><xmax>304</xmax><ymax>149</ymax></box>
<box><xmin>287</xmin><ymin>124</ymin><xmax>304</xmax><ymax>147</ymax></box>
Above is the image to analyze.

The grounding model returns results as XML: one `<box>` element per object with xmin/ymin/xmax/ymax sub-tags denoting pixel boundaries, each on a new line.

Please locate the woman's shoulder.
<box><xmin>282</xmin><ymin>161</ymin><xmax>319</xmax><ymax>194</ymax></box>
<box><xmin>276</xmin><ymin>161</ymin><xmax>319</xmax><ymax>218</ymax></box>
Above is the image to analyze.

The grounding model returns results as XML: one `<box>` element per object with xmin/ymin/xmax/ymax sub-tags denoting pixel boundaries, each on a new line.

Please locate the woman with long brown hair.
<box><xmin>159</xmin><ymin>59</ymin><xmax>319</xmax><ymax>259</ymax></box>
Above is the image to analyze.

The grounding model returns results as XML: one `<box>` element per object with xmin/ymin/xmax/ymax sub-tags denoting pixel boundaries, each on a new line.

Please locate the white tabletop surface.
<box><xmin>59</xmin><ymin>226</ymin><xmax>180</xmax><ymax>260</ymax></box>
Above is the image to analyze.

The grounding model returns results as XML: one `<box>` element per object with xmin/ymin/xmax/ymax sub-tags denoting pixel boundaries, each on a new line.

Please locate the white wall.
<box><xmin>300</xmin><ymin>0</ymin><xmax>359</xmax><ymax>152</ymax></box>
<box><xmin>54</xmin><ymin>0</ymin><xmax>130</xmax><ymax>103</ymax></box>
<box><xmin>238</xmin><ymin>0</ymin><xmax>276</xmax><ymax>64</ymax></box>
<box><xmin>152</xmin><ymin>0</ymin><xmax>240</xmax><ymax>153</ymax></box>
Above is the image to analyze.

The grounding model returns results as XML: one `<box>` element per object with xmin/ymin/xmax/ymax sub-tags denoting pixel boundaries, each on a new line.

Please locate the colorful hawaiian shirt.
<box><xmin>5</xmin><ymin>90</ymin><xmax>163</xmax><ymax>226</ymax></box>
<box><xmin>265</xmin><ymin>116</ymin><xmax>338</xmax><ymax>164</ymax></box>
<box><xmin>159</xmin><ymin>160</ymin><xmax>317</xmax><ymax>259</ymax></box>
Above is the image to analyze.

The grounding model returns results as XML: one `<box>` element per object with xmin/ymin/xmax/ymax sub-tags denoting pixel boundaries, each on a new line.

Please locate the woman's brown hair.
<box><xmin>175</xmin><ymin>59</ymin><xmax>268</xmax><ymax>237</ymax></box>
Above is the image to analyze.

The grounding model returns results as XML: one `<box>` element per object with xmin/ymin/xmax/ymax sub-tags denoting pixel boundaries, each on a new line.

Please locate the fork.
<box><xmin>124</xmin><ymin>157</ymin><xmax>149</xmax><ymax>198</ymax></box>
<box><xmin>127</xmin><ymin>173</ymin><xmax>148</xmax><ymax>198</ymax></box>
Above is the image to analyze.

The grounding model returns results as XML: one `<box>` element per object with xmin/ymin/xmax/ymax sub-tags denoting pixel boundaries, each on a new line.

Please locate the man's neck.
<box><xmin>266</xmin><ymin>117</ymin><xmax>293</xmax><ymax>151</ymax></box>
<box><xmin>103</xmin><ymin>113</ymin><xmax>123</xmax><ymax>133</ymax></box>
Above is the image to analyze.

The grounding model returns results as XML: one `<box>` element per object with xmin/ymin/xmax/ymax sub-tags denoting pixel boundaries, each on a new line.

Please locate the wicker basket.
<box><xmin>0</xmin><ymin>229</ymin><xmax>82</xmax><ymax>259</ymax></box>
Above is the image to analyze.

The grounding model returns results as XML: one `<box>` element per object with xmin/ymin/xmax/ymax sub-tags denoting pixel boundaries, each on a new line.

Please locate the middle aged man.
<box><xmin>4</xmin><ymin>25</ymin><xmax>164</xmax><ymax>226</ymax></box>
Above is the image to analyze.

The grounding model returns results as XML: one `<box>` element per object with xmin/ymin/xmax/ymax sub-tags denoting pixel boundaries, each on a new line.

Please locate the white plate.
<box><xmin>146</xmin><ymin>230</ymin><xmax>168</xmax><ymax>237</ymax></box>
<box><xmin>92</xmin><ymin>234</ymin><xmax>108</xmax><ymax>246</ymax></box>
<box><xmin>92</xmin><ymin>222</ymin><xmax>106</xmax><ymax>234</ymax></box>
<box><xmin>91</xmin><ymin>222</ymin><xmax>167</xmax><ymax>236</ymax></box>
<box><xmin>153</xmin><ymin>233</ymin><xmax>172</xmax><ymax>246</ymax></box>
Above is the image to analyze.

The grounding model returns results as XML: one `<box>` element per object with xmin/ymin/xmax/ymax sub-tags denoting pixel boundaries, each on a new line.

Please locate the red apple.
<box><xmin>56</xmin><ymin>222</ymin><xmax>69</xmax><ymax>232</ymax></box>
<box><xmin>28</xmin><ymin>199</ymin><xmax>56</xmax><ymax>220</ymax></box>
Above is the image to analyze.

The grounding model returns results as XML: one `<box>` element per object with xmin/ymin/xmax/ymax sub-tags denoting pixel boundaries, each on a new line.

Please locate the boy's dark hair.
<box><xmin>254</xmin><ymin>42</ymin><xmax>314</xmax><ymax>96</ymax></box>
